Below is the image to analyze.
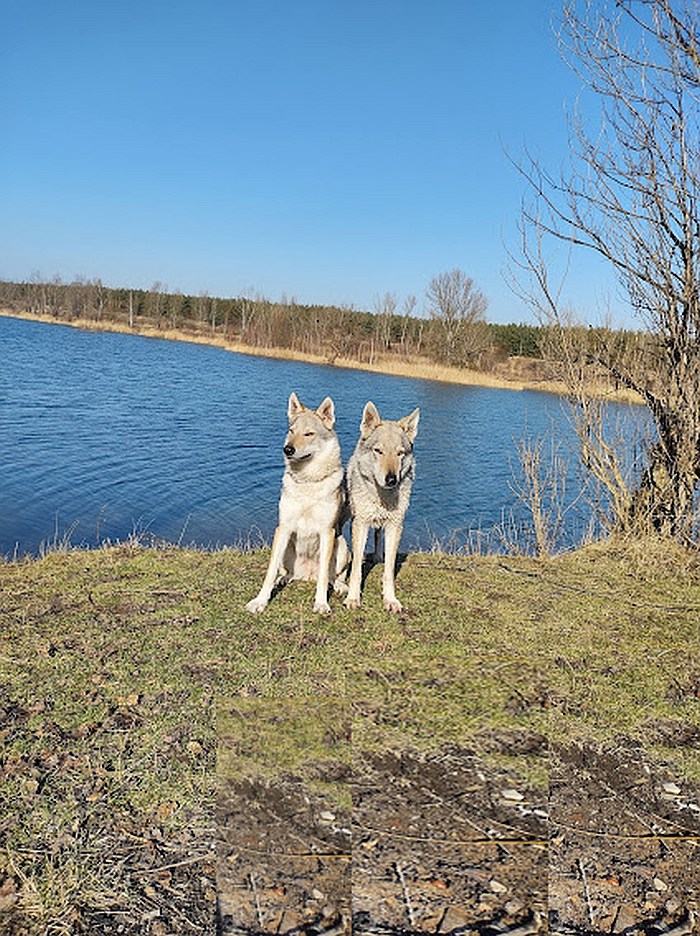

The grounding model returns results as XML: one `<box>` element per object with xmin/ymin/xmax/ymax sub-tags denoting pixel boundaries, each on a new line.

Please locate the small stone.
<box><xmin>663</xmin><ymin>781</ymin><xmax>681</xmax><ymax>795</ymax></box>
<box><xmin>653</xmin><ymin>877</ymin><xmax>668</xmax><ymax>891</ymax></box>
<box><xmin>319</xmin><ymin>810</ymin><xmax>335</xmax><ymax>822</ymax></box>
<box><xmin>277</xmin><ymin>910</ymin><xmax>303</xmax><ymax>934</ymax></box>
<box><xmin>501</xmin><ymin>788</ymin><xmax>525</xmax><ymax>802</ymax></box>
<box><xmin>612</xmin><ymin>904</ymin><xmax>638</xmax><ymax>933</ymax></box>
<box><xmin>490</xmin><ymin>879</ymin><xmax>508</xmax><ymax>894</ymax></box>
<box><xmin>310</xmin><ymin>888</ymin><xmax>325</xmax><ymax>901</ymax></box>
<box><xmin>438</xmin><ymin>906</ymin><xmax>471</xmax><ymax>933</ymax></box>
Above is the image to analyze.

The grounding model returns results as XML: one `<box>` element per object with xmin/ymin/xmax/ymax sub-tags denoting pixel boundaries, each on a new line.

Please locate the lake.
<box><xmin>0</xmin><ymin>315</ymin><xmax>627</xmax><ymax>558</ymax></box>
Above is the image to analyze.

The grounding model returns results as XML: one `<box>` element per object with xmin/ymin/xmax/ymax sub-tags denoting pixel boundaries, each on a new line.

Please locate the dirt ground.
<box><xmin>549</xmin><ymin>741</ymin><xmax>699</xmax><ymax>936</ymax></box>
<box><xmin>216</xmin><ymin>740</ymin><xmax>700</xmax><ymax>935</ymax></box>
<box><xmin>1</xmin><ymin>731</ymin><xmax>697</xmax><ymax>934</ymax></box>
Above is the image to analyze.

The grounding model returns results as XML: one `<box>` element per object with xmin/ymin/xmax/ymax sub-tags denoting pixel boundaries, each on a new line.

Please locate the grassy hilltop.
<box><xmin>1</xmin><ymin>540</ymin><xmax>699</xmax><ymax>932</ymax></box>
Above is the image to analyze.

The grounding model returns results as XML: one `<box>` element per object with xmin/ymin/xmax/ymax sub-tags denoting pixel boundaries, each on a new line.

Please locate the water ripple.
<box><xmin>1</xmin><ymin>316</ymin><xmax>643</xmax><ymax>557</ymax></box>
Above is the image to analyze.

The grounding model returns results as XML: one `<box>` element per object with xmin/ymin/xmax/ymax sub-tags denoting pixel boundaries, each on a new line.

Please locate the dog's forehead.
<box><xmin>288</xmin><ymin>409</ymin><xmax>322</xmax><ymax>431</ymax></box>
<box><xmin>368</xmin><ymin>421</ymin><xmax>408</xmax><ymax>446</ymax></box>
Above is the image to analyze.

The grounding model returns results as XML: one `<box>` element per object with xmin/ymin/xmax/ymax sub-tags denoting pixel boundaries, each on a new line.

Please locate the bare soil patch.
<box><xmin>217</xmin><ymin>742</ymin><xmax>699</xmax><ymax>936</ymax></box>
<box><xmin>549</xmin><ymin>741</ymin><xmax>699</xmax><ymax>935</ymax></box>
<box><xmin>217</xmin><ymin>744</ymin><xmax>547</xmax><ymax>934</ymax></box>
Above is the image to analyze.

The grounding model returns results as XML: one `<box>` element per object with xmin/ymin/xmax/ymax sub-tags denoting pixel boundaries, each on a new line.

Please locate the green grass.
<box><xmin>1</xmin><ymin>538</ymin><xmax>699</xmax><ymax>929</ymax></box>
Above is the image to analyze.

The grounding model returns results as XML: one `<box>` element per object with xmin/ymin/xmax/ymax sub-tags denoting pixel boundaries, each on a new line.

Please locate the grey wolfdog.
<box><xmin>345</xmin><ymin>401</ymin><xmax>420</xmax><ymax>613</ymax></box>
<box><xmin>245</xmin><ymin>392</ymin><xmax>351</xmax><ymax>614</ymax></box>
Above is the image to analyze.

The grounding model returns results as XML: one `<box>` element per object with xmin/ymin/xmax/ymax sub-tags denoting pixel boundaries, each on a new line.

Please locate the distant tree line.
<box><xmin>0</xmin><ymin>273</ymin><xmax>554</xmax><ymax>367</ymax></box>
<box><xmin>1</xmin><ymin>272</ymin><xmax>646</xmax><ymax>379</ymax></box>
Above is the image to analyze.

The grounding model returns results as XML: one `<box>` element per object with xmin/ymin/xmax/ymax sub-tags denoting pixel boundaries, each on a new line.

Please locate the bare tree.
<box><xmin>373</xmin><ymin>292</ymin><xmax>397</xmax><ymax>350</ymax></box>
<box><xmin>400</xmin><ymin>294</ymin><xmax>417</xmax><ymax>353</ymax></box>
<box><xmin>148</xmin><ymin>281</ymin><xmax>166</xmax><ymax>325</ymax></box>
<box><xmin>426</xmin><ymin>269</ymin><xmax>489</xmax><ymax>365</ymax></box>
<box><xmin>516</xmin><ymin>0</ymin><xmax>700</xmax><ymax>540</ymax></box>
<box><xmin>91</xmin><ymin>277</ymin><xmax>106</xmax><ymax>321</ymax></box>
<box><xmin>239</xmin><ymin>295</ymin><xmax>255</xmax><ymax>339</ymax></box>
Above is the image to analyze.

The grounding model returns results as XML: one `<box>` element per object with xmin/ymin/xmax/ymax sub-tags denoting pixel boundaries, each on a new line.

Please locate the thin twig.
<box><xmin>135</xmin><ymin>853</ymin><xmax>212</xmax><ymax>874</ymax></box>
<box><xmin>552</xmin><ymin>819</ymin><xmax>700</xmax><ymax>841</ymax></box>
<box><xmin>394</xmin><ymin>862</ymin><xmax>415</xmax><ymax>928</ymax></box>
<box><xmin>236</xmin><ymin>845</ymin><xmax>351</xmax><ymax>859</ymax></box>
<box><xmin>249</xmin><ymin>873</ymin><xmax>262</xmax><ymax>929</ymax></box>
<box><xmin>578</xmin><ymin>858</ymin><xmax>594</xmax><ymax>928</ymax></box>
<box><xmin>355</xmin><ymin>820</ymin><xmax>547</xmax><ymax>847</ymax></box>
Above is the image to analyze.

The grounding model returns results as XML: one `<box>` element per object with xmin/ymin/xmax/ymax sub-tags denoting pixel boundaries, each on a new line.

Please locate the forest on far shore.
<box><xmin>0</xmin><ymin>275</ymin><xmax>547</xmax><ymax>370</ymax></box>
<box><xmin>0</xmin><ymin>275</ymin><xmax>645</xmax><ymax>388</ymax></box>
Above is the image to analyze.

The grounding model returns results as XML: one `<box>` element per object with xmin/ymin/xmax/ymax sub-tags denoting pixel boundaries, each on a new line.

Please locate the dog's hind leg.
<box><xmin>344</xmin><ymin>520</ymin><xmax>370</xmax><ymax>609</ymax></box>
<box><xmin>313</xmin><ymin>528</ymin><xmax>334</xmax><ymax>614</ymax></box>
<box><xmin>245</xmin><ymin>525</ymin><xmax>290</xmax><ymax>613</ymax></box>
<box><xmin>332</xmin><ymin>534</ymin><xmax>351</xmax><ymax>596</ymax></box>
<box><xmin>382</xmin><ymin>523</ymin><xmax>403</xmax><ymax>613</ymax></box>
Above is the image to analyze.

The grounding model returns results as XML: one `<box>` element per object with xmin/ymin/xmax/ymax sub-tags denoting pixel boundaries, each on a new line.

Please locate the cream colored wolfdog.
<box><xmin>246</xmin><ymin>392</ymin><xmax>351</xmax><ymax>614</ymax></box>
<box><xmin>345</xmin><ymin>401</ymin><xmax>419</xmax><ymax>613</ymax></box>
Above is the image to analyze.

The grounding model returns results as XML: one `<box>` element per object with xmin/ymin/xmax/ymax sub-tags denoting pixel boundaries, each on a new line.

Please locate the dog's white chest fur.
<box><xmin>279</xmin><ymin>468</ymin><xmax>343</xmax><ymax>531</ymax></box>
<box><xmin>279</xmin><ymin>468</ymin><xmax>346</xmax><ymax>581</ymax></box>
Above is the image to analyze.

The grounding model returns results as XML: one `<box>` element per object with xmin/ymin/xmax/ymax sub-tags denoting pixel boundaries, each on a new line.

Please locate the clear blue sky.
<box><xmin>1</xmin><ymin>1</ymin><xmax>617</xmax><ymax>324</ymax></box>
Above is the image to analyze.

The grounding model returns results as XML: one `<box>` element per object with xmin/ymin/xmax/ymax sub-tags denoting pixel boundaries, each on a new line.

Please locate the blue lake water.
<box><xmin>0</xmin><ymin>315</ymin><xmax>635</xmax><ymax>558</ymax></box>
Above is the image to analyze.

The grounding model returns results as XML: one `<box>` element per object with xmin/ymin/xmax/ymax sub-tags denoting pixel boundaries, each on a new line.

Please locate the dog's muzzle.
<box><xmin>284</xmin><ymin>444</ymin><xmax>311</xmax><ymax>462</ymax></box>
<box><xmin>384</xmin><ymin>472</ymin><xmax>398</xmax><ymax>488</ymax></box>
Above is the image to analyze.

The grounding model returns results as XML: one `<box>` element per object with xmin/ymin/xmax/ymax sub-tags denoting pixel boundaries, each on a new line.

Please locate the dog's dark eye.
<box><xmin>373</xmin><ymin>447</ymin><xmax>383</xmax><ymax>455</ymax></box>
<box><xmin>305</xmin><ymin>431</ymin><xmax>315</xmax><ymax>438</ymax></box>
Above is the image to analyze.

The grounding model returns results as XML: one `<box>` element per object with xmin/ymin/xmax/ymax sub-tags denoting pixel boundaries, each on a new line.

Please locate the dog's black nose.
<box><xmin>283</xmin><ymin>444</ymin><xmax>295</xmax><ymax>457</ymax></box>
<box><xmin>385</xmin><ymin>472</ymin><xmax>397</xmax><ymax>488</ymax></box>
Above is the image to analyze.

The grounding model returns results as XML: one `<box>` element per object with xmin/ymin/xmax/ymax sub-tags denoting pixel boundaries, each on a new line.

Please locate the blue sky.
<box><xmin>2</xmin><ymin>1</ymin><xmax>618</xmax><ymax>324</ymax></box>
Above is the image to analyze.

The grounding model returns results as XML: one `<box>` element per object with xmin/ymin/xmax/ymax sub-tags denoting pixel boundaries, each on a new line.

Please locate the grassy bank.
<box><xmin>1</xmin><ymin>539</ymin><xmax>698</xmax><ymax>930</ymax></box>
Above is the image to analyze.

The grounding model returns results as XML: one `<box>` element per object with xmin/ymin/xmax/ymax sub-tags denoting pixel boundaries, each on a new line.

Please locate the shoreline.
<box><xmin>0</xmin><ymin>308</ymin><xmax>639</xmax><ymax>401</ymax></box>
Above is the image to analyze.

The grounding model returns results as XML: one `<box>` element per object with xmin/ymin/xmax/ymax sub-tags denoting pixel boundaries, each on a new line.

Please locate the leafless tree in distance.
<box><xmin>426</xmin><ymin>269</ymin><xmax>489</xmax><ymax>366</ymax></box>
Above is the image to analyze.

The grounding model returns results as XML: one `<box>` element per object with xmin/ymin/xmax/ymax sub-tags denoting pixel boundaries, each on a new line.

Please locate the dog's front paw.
<box><xmin>333</xmin><ymin>579</ymin><xmax>349</xmax><ymax>596</ymax></box>
<box><xmin>384</xmin><ymin>598</ymin><xmax>403</xmax><ymax>614</ymax></box>
<box><xmin>344</xmin><ymin>595</ymin><xmax>361</xmax><ymax>610</ymax></box>
<box><xmin>313</xmin><ymin>600</ymin><xmax>332</xmax><ymax>615</ymax></box>
<box><xmin>245</xmin><ymin>597</ymin><xmax>268</xmax><ymax>614</ymax></box>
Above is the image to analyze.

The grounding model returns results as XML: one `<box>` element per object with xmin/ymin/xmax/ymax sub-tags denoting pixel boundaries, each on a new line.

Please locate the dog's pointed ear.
<box><xmin>360</xmin><ymin>401</ymin><xmax>381</xmax><ymax>438</ymax></box>
<box><xmin>316</xmin><ymin>396</ymin><xmax>335</xmax><ymax>428</ymax></box>
<box><xmin>399</xmin><ymin>407</ymin><xmax>420</xmax><ymax>443</ymax></box>
<box><xmin>288</xmin><ymin>391</ymin><xmax>304</xmax><ymax>421</ymax></box>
